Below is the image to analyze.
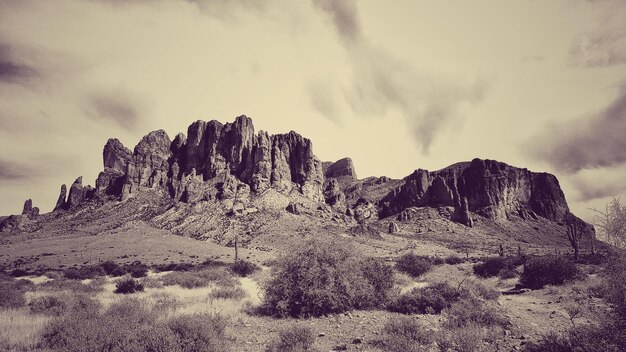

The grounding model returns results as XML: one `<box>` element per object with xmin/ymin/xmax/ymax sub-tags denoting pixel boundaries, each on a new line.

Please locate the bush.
<box><xmin>231</xmin><ymin>260</ymin><xmax>260</xmax><ymax>277</ymax></box>
<box><xmin>114</xmin><ymin>278</ymin><xmax>144</xmax><ymax>294</ymax></box>
<box><xmin>29</xmin><ymin>295</ymin><xmax>68</xmax><ymax>316</ymax></box>
<box><xmin>389</xmin><ymin>282</ymin><xmax>461</xmax><ymax>314</ymax></box>
<box><xmin>520</xmin><ymin>256</ymin><xmax>582</xmax><ymax>289</ymax></box>
<box><xmin>0</xmin><ymin>281</ymin><xmax>27</xmax><ymax>308</ymax></box>
<box><xmin>10</xmin><ymin>268</ymin><xmax>29</xmax><ymax>277</ymax></box>
<box><xmin>261</xmin><ymin>239</ymin><xmax>393</xmax><ymax>317</ymax></box>
<box><xmin>63</xmin><ymin>265</ymin><xmax>106</xmax><ymax>280</ymax></box>
<box><xmin>152</xmin><ymin>262</ymin><xmax>195</xmax><ymax>272</ymax></box>
<box><xmin>41</xmin><ymin>298</ymin><xmax>229</xmax><ymax>352</ymax></box>
<box><xmin>130</xmin><ymin>265</ymin><xmax>148</xmax><ymax>278</ymax></box>
<box><xmin>603</xmin><ymin>255</ymin><xmax>626</xmax><ymax>318</ymax></box>
<box><xmin>39</xmin><ymin>278</ymin><xmax>104</xmax><ymax>293</ymax></box>
<box><xmin>524</xmin><ymin>324</ymin><xmax>626</xmax><ymax>352</ymax></box>
<box><xmin>360</xmin><ymin>257</ymin><xmax>395</xmax><ymax>306</ymax></box>
<box><xmin>99</xmin><ymin>261</ymin><xmax>121</xmax><ymax>275</ymax></box>
<box><xmin>445</xmin><ymin>255</ymin><xmax>465</xmax><ymax>265</ymax></box>
<box><xmin>473</xmin><ymin>257</ymin><xmax>508</xmax><ymax>278</ymax></box>
<box><xmin>167</xmin><ymin>313</ymin><xmax>229</xmax><ymax>352</ymax></box>
<box><xmin>266</xmin><ymin>325</ymin><xmax>316</xmax><ymax>352</ymax></box>
<box><xmin>396</xmin><ymin>253</ymin><xmax>433</xmax><ymax>277</ymax></box>
<box><xmin>443</xmin><ymin>296</ymin><xmax>509</xmax><ymax>329</ymax></box>
<box><xmin>377</xmin><ymin>316</ymin><xmax>433</xmax><ymax>352</ymax></box>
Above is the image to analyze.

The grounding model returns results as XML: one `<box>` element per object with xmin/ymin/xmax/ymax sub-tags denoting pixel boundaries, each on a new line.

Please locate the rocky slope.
<box><xmin>1</xmin><ymin>115</ymin><xmax>593</xmax><ymax>241</ymax></box>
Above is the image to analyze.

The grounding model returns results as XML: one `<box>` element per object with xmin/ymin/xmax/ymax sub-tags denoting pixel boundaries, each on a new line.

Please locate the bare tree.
<box><xmin>591</xmin><ymin>197</ymin><xmax>626</xmax><ymax>250</ymax></box>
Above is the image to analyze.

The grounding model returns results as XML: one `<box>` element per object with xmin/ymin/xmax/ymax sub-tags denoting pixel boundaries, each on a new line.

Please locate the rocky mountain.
<box><xmin>1</xmin><ymin>115</ymin><xmax>593</xmax><ymax>240</ymax></box>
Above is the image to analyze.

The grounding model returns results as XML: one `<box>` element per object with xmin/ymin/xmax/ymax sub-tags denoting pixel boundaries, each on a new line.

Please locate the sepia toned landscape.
<box><xmin>1</xmin><ymin>1</ymin><xmax>626</xmax><ymax>352</ymax></box>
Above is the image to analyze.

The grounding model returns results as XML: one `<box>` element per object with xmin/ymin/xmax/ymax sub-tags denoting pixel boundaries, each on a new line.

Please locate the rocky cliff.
<box><xmin>4</xmin><ymin>116</ymin><xmax>590</xmax><ymax>235</ymax></box>
<box><xmin>72</xmin><ymin>116</ymin><xmax>324</xmax><ymax>208</ymax></box>
<box><xmin>379</xmin><ymin>158</ymin><xmax>586</xmax><ymax>229</ymax></box>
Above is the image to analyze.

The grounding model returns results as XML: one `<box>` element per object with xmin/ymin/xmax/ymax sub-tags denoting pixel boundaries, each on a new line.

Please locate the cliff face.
<box><xmin>379</xmin><ymin>158</ymin><xmax>573</xmax><ymax>225</ymax></box>
<box><xmin>38</xmin><ymin>116</ymin><xmax>590</xmax><ymax>232</ymax></box>
<box><xmin>90</xmin><ymin>115</ymin><xmax>324</xmax><ymax>204</ymax></box>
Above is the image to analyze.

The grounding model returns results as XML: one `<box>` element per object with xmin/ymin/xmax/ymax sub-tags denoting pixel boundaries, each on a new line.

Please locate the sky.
<box><xmin>0</xmin><ymin>0</ymin><xmax>625</xmax><ymax>224</ymax></box>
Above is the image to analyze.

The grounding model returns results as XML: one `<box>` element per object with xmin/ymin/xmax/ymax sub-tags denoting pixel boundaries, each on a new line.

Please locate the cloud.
<box><xmin>527</xmin><ymin>84</ymin><xmax>626</xmax><ymax>172</ymax></box>
<box><xmin>568</xmin><ymin>164</ymin><xmax>626</xmax><ymax>201</ymax></box>
<box><xmin>306</xmin><ymin>78</ymin><xmax>342</xmax><ymax>123</ymax></box>
<box><xmin>0</xmin><ymin>43</ymin><xmax>39</xmax><ymax>84</ymax></box>
<box><xmin>310</xmin><ymin>0</ymin><xmax>486</xmax><ymax>152</ymax></box>
<box><xmin>311</xmin><ymin>0</ymin><xmax>360</xmax><ymax>44</ymax></box>
<box><xmin>570</xmin><ymin>0</ymin><xmax>626</xmax><ymax>67</ymax></box>
<box><xmin>85</xmin><ymin>88</ymin><xmax>148</xmax><ymax>131</ymax></box>
<box><xmin>0</xmin><ymin>159</ymin><xmax>35</xmax><ymax>181</ymax></box>
<box><xmin>89</xmin><ymin>0</ymin><xmax>268</xmax><ymax>20</ymax></box>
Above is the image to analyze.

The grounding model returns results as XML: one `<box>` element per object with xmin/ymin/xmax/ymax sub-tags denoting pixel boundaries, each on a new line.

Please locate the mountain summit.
<box><xmin>1</xmin><ymin>115</ymin><xmax>593</xmax><ymax>247</ymax></box>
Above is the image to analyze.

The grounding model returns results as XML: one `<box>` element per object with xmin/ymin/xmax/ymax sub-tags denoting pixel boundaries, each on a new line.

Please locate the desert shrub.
<box><xmin>162</xmin><ymin>268</ymin><xmax>236</xmax><ymax>289</ymax></box>
<box><xmin>360</xmin><ymin>257</ymin><xmax>395</xmax><ymax>306</ymax></box>
<box><xmin>231</xmin><ymin>260</ymin><xmax>260</xmax><ymax>277</ymax></box>
<box><xmin>430</xmin><ymin>256</ymin><xmax>445</xmax><ymax>265</ymax></box>
<box><xmin>167</xmin><ymin>313</ymin><xmax>229</xmax><ymax>352</ymax></box>
<box><xmin>261</xmin><ymin>239</ymin><xmax>392</xmax><ymax>317</ymax></box>
<box><xmin>443</xmin><ymin>296</ymin><xmax>509</xmax><ymax>329</ymax></box>
<box><xmin>29</xmin><ymin>295</ymin><xmax>68</xmax><ymax>316</ymax></box>
<box><xmin>41</xmin><ymin>298</ymin><xmax>184</xmax><ymax>352</ymax></box>
<box><xmin>389</xmin><ymin>282</ymin><xmax>461</xmax><ymax>314</ymax></box>
<box><xmin>63</xmin><ymin>265</ymin><xmax>106</xmax><ymax>280</ymax></box>
<box><xmin>524</xmin><ymin>324</ymin><xmax>626</xmax><ymax>352</ymax></box>
<box><xmin>10</xmin><ymin>268</ymin><xmax>29</xmax><ymax>277</ymax></box>
<box><xmin>153</xmin><ymin>262</ymin><xmax>195</xmax><ymax>272</ymax></box>
<box><xmin>110</xmin><ymin>267</ymin><xmax>127</xmax><ymax>277</ymax></box>
<box><xmin>603</xmin><ymin>255</ymin><xmax>626</xmax><ymax>318</ymax></box>
<box><xmin>377</xmin><ymin>316</ymin><xmax>433</xmax><ymax>352</ymax></box>
<box><xmin>465</xmin><ymin>279</ymin><xmax>500</xmax><ymax>301</ymax></box>
<box><xmin>266</xmin><ymin>325</ymin><xmax>316</xmax><ymax>352</ymax></box>
<box><xmin>99</xmin><ymin>260</ymin><xmax>120</xmax><ymax>275</ymax></box>
<box><xmin>114</xmin><ymin>278</ymin><xmax>144</xmax><ymax>294</ymax></box>
<box><xmin>445</xmin><ymin>255</ymin><xmax>465</xmax><ymax>265</ymax></box>
<box><xmin>520</xmin><ymin>256</ymin><xmax>582</xmax><ymax>289</ymax></box>
<box><xmin>130</xmin><ymin>266</ymin><xmax>148</xmax><ymax>278</ymax></box>
<box><xmin>396</xmin><ymin>253</ymin><xmax>433</xmax><ymax>277</ymax></box>
<box><xmin>0</xmin><ymin>281</ymin><xmax>27</xmax><ymax>308</ymax></box>
<box><xmin>209</xmin><ymin>286</ymin><xmax>247</xmax><ymax>300</ymax></box>
<box><xmin>473</xmin><ymin>257</ymin><xmax>509</xmax><ymax>278</ymax></box>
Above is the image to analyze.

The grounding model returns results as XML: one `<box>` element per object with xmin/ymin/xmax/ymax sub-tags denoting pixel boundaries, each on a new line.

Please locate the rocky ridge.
<box><xmin>1</xmin><ymin>115</ymin><xmax>593</xmax><ymax>238</ymax></box>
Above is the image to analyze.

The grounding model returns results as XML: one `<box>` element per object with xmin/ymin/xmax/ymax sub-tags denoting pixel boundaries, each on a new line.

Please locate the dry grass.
<box><xmin>0</xmin><ymin>307</ymin><xmax>51</xmax><ymax>351</ymax></box>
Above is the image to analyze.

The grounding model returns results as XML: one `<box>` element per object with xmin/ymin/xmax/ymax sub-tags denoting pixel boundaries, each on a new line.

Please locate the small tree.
<box><xmin>591</xmin><ymin>197</ymin><xmax>626</xmax><ymax>250</ymax></box>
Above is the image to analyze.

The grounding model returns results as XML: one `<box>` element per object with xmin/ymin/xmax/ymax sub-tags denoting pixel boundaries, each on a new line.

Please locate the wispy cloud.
<box><xmin>0</xmin><ymin>43</ymin><xmax>39</xmax><ymax>85</ymax></box>
<box><xmin>85</xmin><ymin>87</ymin><xmax>149</xmax><ymax>131</ymax></box>
<box><xmin>527</xmin><ymin>84</ymin><xmax>626</xmax><ymax>172</ymax></box>
<box><xmin>0</xmin><ymin>159</ymin><xmax>35</xmax><ymax>181</ymax></box>
<box><xmin>570</xmin><ymin>0</ymin><xmax>626</xmax><ymax>67</ymax></box>
<box><xmin>310</xmin><ymin>0</ymin><xmax>486</xmax><ymax>153</ymax></box>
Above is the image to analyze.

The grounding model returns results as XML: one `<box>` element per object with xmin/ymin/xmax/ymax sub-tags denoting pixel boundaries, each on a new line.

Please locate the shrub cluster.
<box><xmin>40</xmin><ymin>298</ymin><xmax>228</xmax><ymax>352</ymax></box>
<box><xmin>63</xmin><ymin>265</ymin><xmax>106</xmax><ymax>280</ymax></box>
<box><xmin>261</xmin><ymin>239</ymin><xmax>394</xmax><ymax>317</ymax></box>
<box><xmin>0</xmin><ymin>279</ymin><xmax>32</xmax><ymax>308</ymax></box>
<box><xmin>444</xmin><ymin>255</ymin><xmax>465</xmax><ymax>265</ymax></box>
<box><xmin>472</xmin><ymin>256</ymin><xmax>524</xmax><ymax>279</ymax></box>
<box><xmin>376</xmin><ymin>316</ymin><xmax>434</xmax><ymax>352</ymax></box>
<box><xmin>266</xmin><ymin>325</ymin><xmax>316</xmax><ymax>352</ymax></box>
<box><xmin>114</xmin><ymin>278</ymin><xmax>145</xmax><ymax>294</ymax></box>
<box><xmin>231</xmin><ymin>260</ymin><xmax>260</xmax><ymax>277</ymax></box>
<box><xmin>520</xmin><ymin>256</ymin><xmax>582</xmax><ymax>289</ymax></box>
<box><xmin>389</xmin><ymin>282</ymin><xmax>461</xmax><ymax>314</ymax></box>
<box><xmin>395</xmin><ymin>253</ymin><xmax>433</xmax><ymax>277</ymax></box>
<box><xmin>29</xmin><ymin>296</ymin><xmax>68</xmax><ymax>316</ymax></box>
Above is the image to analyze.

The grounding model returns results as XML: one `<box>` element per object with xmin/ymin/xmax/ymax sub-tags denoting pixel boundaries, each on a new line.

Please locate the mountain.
<box><xmin>0</xmin><ymin>115</ymin><xmax>594</xmax><ymax>251</ymax></box>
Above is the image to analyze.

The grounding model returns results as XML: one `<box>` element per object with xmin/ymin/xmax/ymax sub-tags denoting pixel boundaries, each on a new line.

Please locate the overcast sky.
<box><xmin>1</xmin><ymin>0</ymin><xmax>625</xmax><ymax>223</ymax></box>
